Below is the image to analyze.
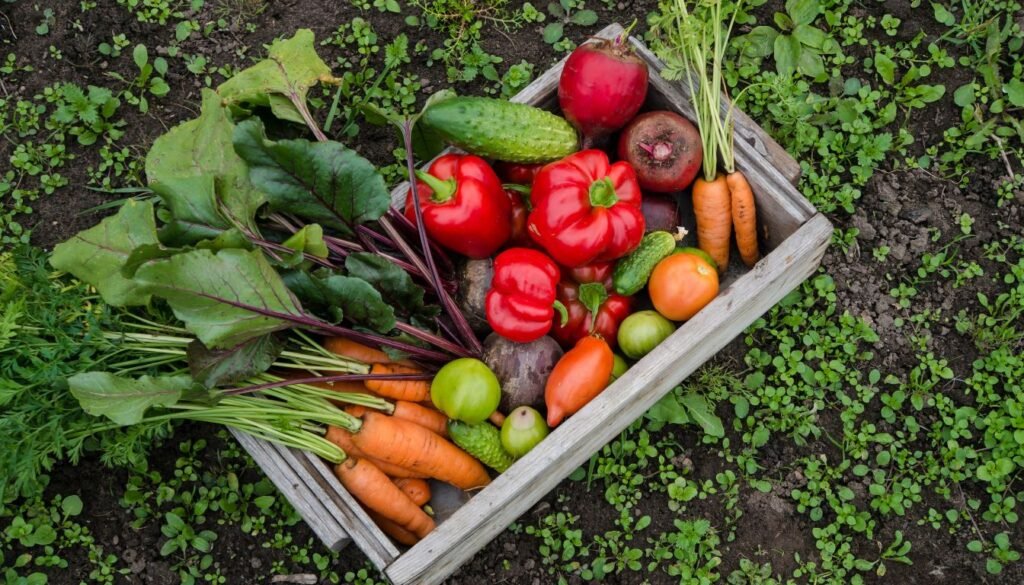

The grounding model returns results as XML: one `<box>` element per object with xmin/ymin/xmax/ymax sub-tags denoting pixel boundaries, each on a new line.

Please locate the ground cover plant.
<box><xmin>1</xmin><ymin>0</ymin><xmax>1023</xmax><ymax>584</ymax></box>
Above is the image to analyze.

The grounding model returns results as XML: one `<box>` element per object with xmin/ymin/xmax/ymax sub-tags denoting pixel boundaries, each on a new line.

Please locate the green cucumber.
<box><xmin>613</xmin><ymin>230</ymin><xmax>682</xmax><ymax>296</ymax></box>
<box><xmin>448</xmin><ymin>420</ymin><xmax>516</xmax><ymax>473</ymax></box>
<box><xmin>421</xmin><ymin>97</ymin><xmax>578</xmax><ymax>163</ymax></box>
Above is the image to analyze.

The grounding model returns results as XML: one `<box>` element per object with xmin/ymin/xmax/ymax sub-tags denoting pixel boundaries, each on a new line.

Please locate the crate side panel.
<box><xmin>385</xmin><ymin>213</ymin><xmax>833</xmax><ymax>585</ymax></box>
<box><xmin>230</xmin><ymin>430</ymin><xmax>350</xmax><ymax>552</ymax></box>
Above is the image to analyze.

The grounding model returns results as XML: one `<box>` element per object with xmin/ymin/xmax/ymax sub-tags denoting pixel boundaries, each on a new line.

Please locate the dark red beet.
<box><xmin>641</xmin><ymin>195</ymin><xmax>680</xmax><ymax>233</ymax></box>
<box><xmin>617</xmin><ymin>111</ymin><xmax>702</xmax><ymax>193</ymax></box>
<box><xmin>558</xmin><ymin>36</ymin><xmax>649</xmax><ymax>143</ymax></box>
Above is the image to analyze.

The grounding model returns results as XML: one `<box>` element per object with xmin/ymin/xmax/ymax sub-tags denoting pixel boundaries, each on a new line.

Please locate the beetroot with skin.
<box><xmin>617</xmin><ymin>111</ymin><xmax>703</xmax><ymax>193</ymax></box>
<box><xmin>558</xmin><ymin>37</ymin><xmax>649</xmax><ymax>142</ymax></box>
<box><xmin>641</xmin><ymin>195</ymin><xmax>680</xmax><ymax>233</ymax></box>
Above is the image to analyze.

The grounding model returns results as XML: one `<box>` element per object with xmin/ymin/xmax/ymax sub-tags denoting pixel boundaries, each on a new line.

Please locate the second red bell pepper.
<box><xmin>495</xmin><ymin>161</ymin><xmax>543</xmax><ymax>185</ymax></box>
<box><xmin>551</xmin><ymin>270</ymin><xmax>632</xmax><ymax>350</ymax></box>
<box><xmin>504</xmin><ymin>186</ymin><xmax>532</xmax><ymax>248</ymax></box>
<box><xmin>485</xmin><ymin>248</ymin><xmax>563</xmax><ymax>343</ymax></box>
<box><xmin>527</xmin><ymin>149</ymin><xmax>645</xmax><ymax>267</ymax></box>
<box><xmin>405</xmin><ymin>153</ymin><xmax>511</xmax><ymax>259</ymax></box>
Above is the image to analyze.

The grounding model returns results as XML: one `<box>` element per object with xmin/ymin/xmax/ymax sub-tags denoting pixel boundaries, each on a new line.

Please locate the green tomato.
<box><xmin>617</xmin><ymin>310</ymin><xmax>676</xmax><ymax>359</ymax></box>
<box><xmin>610</xmin><ymin>353</ymin><xmax>629</xmax><ymax>382</ymax></box>
<box><xmin>431</xmin><ymin>358</ymin><xmax>501</xmax><ymax>423</ymax></box>
<box><xmin>500</xmin><ymin>406</ymin><xmax>549</xmax><ymax>457</ymax></box>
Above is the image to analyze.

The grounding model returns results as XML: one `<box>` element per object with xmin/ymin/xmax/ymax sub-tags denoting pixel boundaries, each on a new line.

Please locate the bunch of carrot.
<box><xmin>311</xmin><ymin>338</ymin><xmax>491</xmax><ymax>545</ymax></box>
<box><xmin>668</xmin><ymin>0</ymin><xmax>760</xmax><ymax>273</ymax></box>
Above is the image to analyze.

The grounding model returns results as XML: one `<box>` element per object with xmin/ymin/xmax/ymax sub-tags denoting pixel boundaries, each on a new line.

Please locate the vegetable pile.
<box><xmin>49</xmin><ymin>9</ymin><xmax>761</xmax><ymax>548</ymax></box>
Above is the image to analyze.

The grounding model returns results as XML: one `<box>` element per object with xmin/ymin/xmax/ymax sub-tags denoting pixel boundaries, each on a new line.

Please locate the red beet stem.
<box><xmin>637</xmin><ymin>141</ymin><xmax>674</xmax><ymax>161</ymax></box>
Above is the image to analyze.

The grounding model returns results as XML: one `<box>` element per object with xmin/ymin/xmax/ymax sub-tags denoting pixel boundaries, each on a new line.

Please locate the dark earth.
<box><xmin>3</xmin><ymin>0</ymin><xmax>1024</xmax><ymax>583</ymax></box>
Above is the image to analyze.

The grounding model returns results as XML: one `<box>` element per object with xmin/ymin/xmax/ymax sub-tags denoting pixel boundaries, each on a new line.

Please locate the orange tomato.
<box><xmin>648</xmin><ymin>253</ymin><xmax>719</xmax><ymax>321</ymax></box>
<box><xmin>544</xmin><ymin>336</ymin><xmax>614</xmax><ymax>427</ymax></box>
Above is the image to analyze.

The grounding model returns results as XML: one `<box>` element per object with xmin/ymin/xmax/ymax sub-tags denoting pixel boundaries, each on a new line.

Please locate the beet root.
<box><xmin>617</xmin><ymin>111</ymin><xmax>702</xmax><ymax>193</ymax></box>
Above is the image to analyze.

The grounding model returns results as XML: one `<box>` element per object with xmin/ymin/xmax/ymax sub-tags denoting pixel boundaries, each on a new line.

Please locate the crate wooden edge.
<box><xmin>230</xmin><ymin>429</ymin><xmax>401</xmax><ymax>566</ymax></box>
<box><xmin>229</xmin><ymin>430</ymin><xmax>350</xmax><ymax>552</ymax></box>
<box><xmin>385</xmin><ymin>211</ymin><xmax>833</xmax><ymax>585</ymax></box>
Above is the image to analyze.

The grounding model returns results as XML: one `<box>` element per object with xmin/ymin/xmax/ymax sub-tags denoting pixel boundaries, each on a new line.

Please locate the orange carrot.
<box><xmin>344</xmin><ymin>405</ymin><xmax>372</xmax><ymax>418</ymax></box>
<box><xmin>393</xmin><ymin>478</ymin><xmax>431</xmax><ymax>507</ymax></box>
<box><xmin>324</xmin><ymin>337</ymin><xmax>392</xmax><ymax>364</ymax></box>
<box><xmin>324</xmin><ymin>337</ymin><xmax>417</xmax><ymax>367</ymax></box>
<box><xmin>727</xmin><ymin>171</ymin><xmax>760</xmax><ymax>267</ymax></box>
<box><xmin>365</xmin><ymin>363</ymin><xmax>431</xmax><ymax>402</ymax></box>
<box><xmin>334</xmin><ymin>458</ymin><xmax>435</xmax><ymax>539</ymax></box>
<box><xmin>352</xmin><ymin>412</ymin><xmax>491</xmax><ymax>490</ymax></box>
<box><xmin>345</xmin><ymin>402</ymin><xmax>447</xmax><ymax>438</ymax></box>
<box><xmin>325</xmin><ymin>426</ymin><xmax>427</xmax><ymax>479</ymax></box>
<box><xmin>393</xmin><ymin>401</ymin><xmax>448</xmax><ymax>437</ymax></box>
<box><xmin>489</xmin><ymin>410</ymin><xmax>506</xmax><ymax>427</ymax></box>
<box><xmin>692</xmin><ymin>174</ymin><xmax>732</xmax><ymax>274</ymax></box>
<box><xmin>367</xmin><ymin>510</ymin><xmax>420</xmax><ymax>546</ymax></box>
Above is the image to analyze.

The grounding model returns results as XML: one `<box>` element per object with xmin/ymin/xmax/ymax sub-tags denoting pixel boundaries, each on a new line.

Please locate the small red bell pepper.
<box><xmin>551</xmin><ymin>277</ymin><xmax>632</xmax><ymax>350</ymax></box>
<box><xmin>565</xmin><ymin>261</ymin><xmax>614</xmax><ymax>288</ymax></box>
<box><xmin>527</xmin><ymin>150</ymin><xmax>645</xmax><ymax>267</ymax></box>
<box><xmin>504</xmin><ymin>186</ymin><xmax>532</xmax><ymax>248</ymax></box>
<box><xmin>485</xmin><ymin>248</ymin><xmax>564</xmax><ymax>343</ymax></box>
<box><xmin>404</xmin><ymin>153</ymin><xmax>511</xmax><ymax>259</ymax></box>
<box><xmin>495</xmin><ymin>162</ymin><xmax>543</xmax><ymax>185</ymax></box>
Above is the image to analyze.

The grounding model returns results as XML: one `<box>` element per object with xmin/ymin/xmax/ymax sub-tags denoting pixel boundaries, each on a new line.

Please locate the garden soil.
<box><xmin>3</xmin><ymin>0</ymin><xmax>1023</xmax><ymax>583</ymax></box>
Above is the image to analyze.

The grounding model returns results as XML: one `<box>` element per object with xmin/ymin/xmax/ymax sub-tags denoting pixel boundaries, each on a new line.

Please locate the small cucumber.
<box><xmin>613</xmin><ymin>230</ymin><xmax>682</xmax><ymax>296</ymax></box>
<box><xmin>448</xmin><ymin>420</ymin><xmax>516</xmax><ymax>473</ymax></box>
<box><xmin>421</xmin><ymin>97</ymin><xmax>579</xmax><ymax>163</ymax></box>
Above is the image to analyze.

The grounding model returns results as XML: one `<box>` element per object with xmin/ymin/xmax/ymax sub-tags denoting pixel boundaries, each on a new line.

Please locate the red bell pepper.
<box><xmin>550</xmin><ymin>274</ymin><xmax>632</xmax><ymax>350</ymax></box>
<box><xmin>527</xmin><ymin>149</ymin><xmax>645</xmax><ymax>267</ymax></box>
<box><xmin>565</xmin><ymin>261</ymin><xmax>614</xmax><ymax>288</ymax></box>
<box><xmin>495</xmin><ymin>162</ymin><xmax>543</xmax><ymax>185</ymax></box>
<box><xmin>485</xmin><ymin>248</ymin><xmax>563</xmax><ymax>343</ymax></box>
<box><xmin>404</xmin><ymin>153</ymin><xmax>511</xmax><ymax>259</ymax></box>
<box><xmin>504</xmin><ymin>186</ymin><xmax>532</xmax><ymax>248</ymax></box>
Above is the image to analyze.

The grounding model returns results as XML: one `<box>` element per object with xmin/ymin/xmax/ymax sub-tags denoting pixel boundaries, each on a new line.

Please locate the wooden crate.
<box><xmin>231</xmin><ymin>22</ymin><xmax>832</xmax><ymax>585</ymax></box>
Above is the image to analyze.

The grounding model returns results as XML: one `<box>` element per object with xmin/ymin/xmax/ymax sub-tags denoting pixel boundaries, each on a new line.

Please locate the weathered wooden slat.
<box><xmin>385</xmin><ymin>212</ymin><xmax>832</xmax><ymax>585</ymax></box>
<box><xmin>230</xmin><ymin>429</ymin><xmax>350</xmax><ymax>552</ymax></box>
<box><xmin>231</xmin><ymin>429</ymin><xmax>401</xmax><ymax>565</ymax></box>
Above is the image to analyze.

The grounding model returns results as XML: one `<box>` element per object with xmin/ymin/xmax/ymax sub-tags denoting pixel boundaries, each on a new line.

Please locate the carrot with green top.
<box><xmin>345</xmin><ymin>402</ymin><xmax>448</xmax><ymax>438</ymax></box>
<box><xmin>365</xmin><ymin>363</ymin><xmax>431</xmax><ymax>402</ymax></box>
<box><xmin>664</xmin><ymin>0</ymin><xmax>760</xmax><ymax>274</ymax></box>
<box><xmin>325</xmin><ymin>426</ymin><xmax>426</xmax><ymax>479</ymax></box>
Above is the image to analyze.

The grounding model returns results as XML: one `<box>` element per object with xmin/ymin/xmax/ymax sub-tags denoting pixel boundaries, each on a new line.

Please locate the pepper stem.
<box><xmin>553</xmin><ymin>300</ymin><xmax>569</xmax><ymax>327</ymax></box>
<box><xmin>414</xmin><ymin>170</ymin><xmax>458</xmax><ymax>204</ymax></box>
<box><xmin>588</xmin><ymin>178</ymin><xmax>619</xmax><ymax>208</ymax></box>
